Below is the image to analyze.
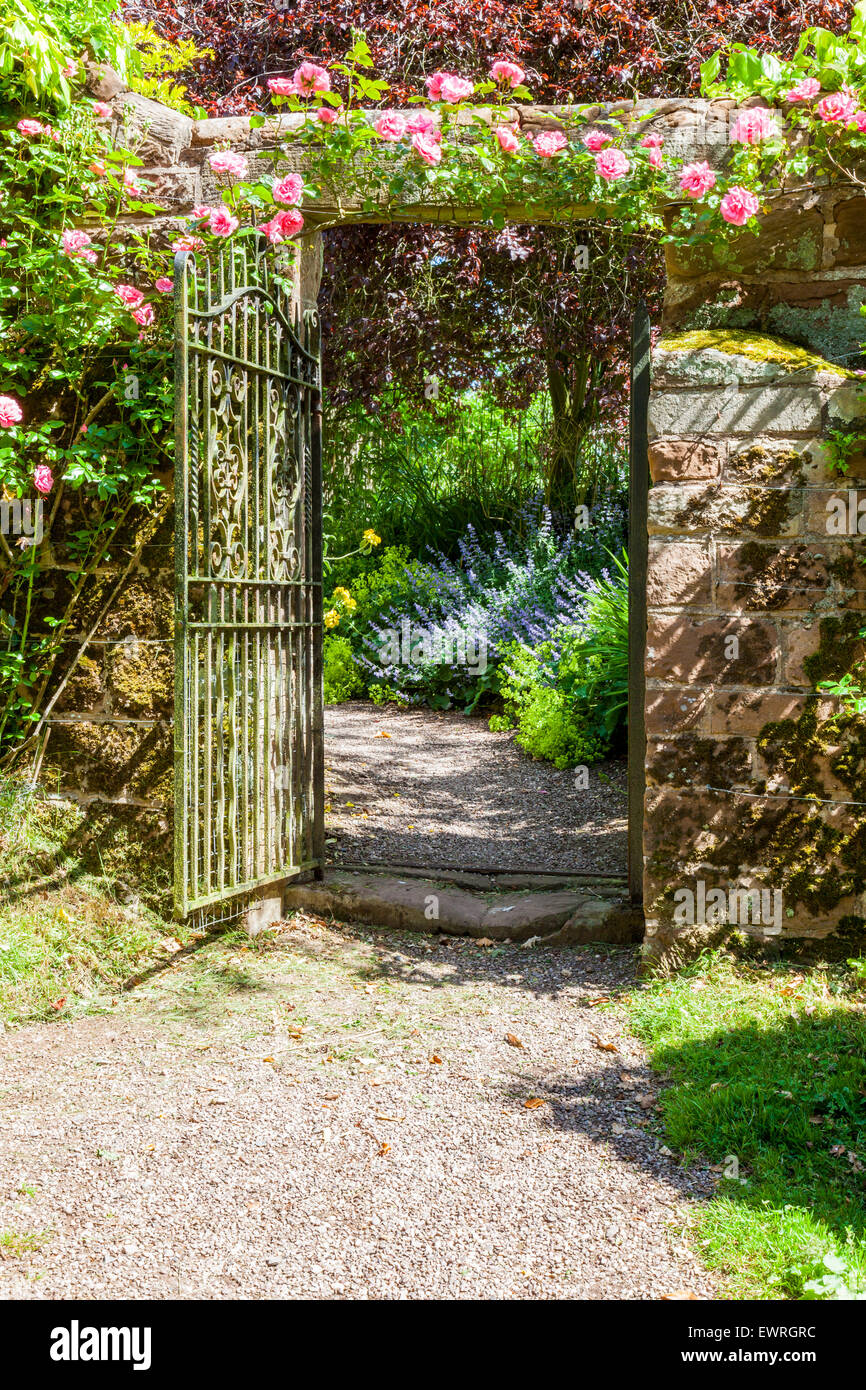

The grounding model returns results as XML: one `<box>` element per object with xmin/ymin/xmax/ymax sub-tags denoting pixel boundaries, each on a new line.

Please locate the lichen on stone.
<box><xmin>656</xmin><ymin>328</ymin><xmax>854</xmax><ymax>376</ymax></box>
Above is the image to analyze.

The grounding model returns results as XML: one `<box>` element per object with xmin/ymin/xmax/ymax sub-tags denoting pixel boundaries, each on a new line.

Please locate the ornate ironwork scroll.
<box><xmin>173</xmin><ymin>240</ymin><xmax>324</xmax><ymax>918</ymax></box>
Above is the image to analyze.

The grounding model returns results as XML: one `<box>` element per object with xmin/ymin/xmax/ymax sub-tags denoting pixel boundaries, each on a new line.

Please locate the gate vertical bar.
<box><xmin>308</xmin><ymin>310</ymin><xmax>325</xmax><ymax>876</ymax></box>
<box><xmin>628</xmin><ymin>302</ymin><xmax>650</xmax><ymax>906</ymax></box>
<box><xmin>173</xmin><ymin>251</ymin><xmax>191</xmax><ymax>918</ymax></box>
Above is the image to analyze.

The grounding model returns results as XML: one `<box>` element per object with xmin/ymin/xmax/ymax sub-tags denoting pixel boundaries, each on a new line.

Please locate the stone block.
<box><xmin>648</xmin><ymin>385</ymin><xmax>823</xmax><ymax>438</ymax></box>
<box><xmin>648</xmin><ymin>438</ymin><xmax>722</xmax><ymax>481</ymax></box>
<box><xmin>646</xmin><ymin>734</ymin><xmax>752</xmax><ymax>789</ymax></box>
<box><xmin>716</xmin><ymin>540</ymin><xmax>831</xmax><ymax>611</ymax></box>
<box><xmin>708</xmin><ymin>690</ymin><xmax>832</xmax><ymax>736</ymax></box>
<box><xmin>645</xmin><ymin>688</ymin><xmax>710</xmax><ymax>734</ymax></box>
<box><xmin>647</xmin><ymin>541</ymin><xmax>712</xmax><ymax>607</ymax></box>
<box><xmin>648</xmin><ymin>482</ymin><xmax>802</xmax><ymax>538</ymax></box>
<box><xmin>646</xmin><ymin>614</ymin><xmax>780</xmax><ymax>686</ymax></box>
<box><xmin>121</xmin><ymin>92</ymin><xmax>193</xmax><ymax>164</ymax></box>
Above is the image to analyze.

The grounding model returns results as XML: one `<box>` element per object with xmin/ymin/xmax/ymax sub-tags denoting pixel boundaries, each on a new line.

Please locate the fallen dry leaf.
<box><xmin>375</xmin><ymin>731</ymin><xmax>392</xmax><ymax>739</ymax></box>
<box><xmin>474</xmin><ymin>938</ymin><xmax>495</xmax><ymax>947</ymax></box>
<box><xmin>590</xmin><ymin>1033</ymin><xmax>619</xmax><ymax>1053</ymax></box>
<box><xmin>49</xmin><ymin>997</ymin><xmax>67</xmax><ymax>1011</ymax></box>
<box><xmin>429</xmin><ymin>1054</ymin><xmax>443</xmax><ymax>1064</ymax></box>
<box><xmin>637</xmin><ymin>1094</ymin><xmax>656</xmax><ymax>1110</ymax></box>
<box><xmin>505</xmin><ymin>1033</ymin><xmax>524</xmax><ymax>1049</ymax></box>
<box><xmin>661</xmin><ymin>1291</ymin><xmax>700</xmax><ymax>1301</ymax></box>
<box><xmin>524</xmin><ymin>1097</ymin><xmax>545</xmax><ymax>1110</ymax></box>
<box><xmin>375</xmin><ymin>1113</ymin><xmax>404</xmax><ymax>1123</ymax></box>
<box><xmin>377</xmin><ymin>1141</ymin><xmax>391</xmax><ymax>1156</ymax></box>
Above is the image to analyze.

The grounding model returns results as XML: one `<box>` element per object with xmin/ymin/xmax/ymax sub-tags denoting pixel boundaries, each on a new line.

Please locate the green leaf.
<box><xmin>700</xmin><ymin>52</ymin><xmax>722</xmax><ymax>93</ymax></box>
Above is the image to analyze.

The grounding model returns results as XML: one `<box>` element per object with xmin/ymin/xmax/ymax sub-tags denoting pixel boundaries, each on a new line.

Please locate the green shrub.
<box><xmin>322</xmin><ymin>635</ymin><xmax>362</xmax><ymax>704</ymax></box>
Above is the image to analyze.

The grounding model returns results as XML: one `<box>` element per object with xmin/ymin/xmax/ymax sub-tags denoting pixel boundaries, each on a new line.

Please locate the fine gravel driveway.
<box><xmin>0</xmin><ymin>918</ymin><xmax>716</xmax><ymax>1300</ymax></box>
<box><xmin>324</xmin><ymin>702</ymin><xmax>628</xmax><ymax>874</ymax></box>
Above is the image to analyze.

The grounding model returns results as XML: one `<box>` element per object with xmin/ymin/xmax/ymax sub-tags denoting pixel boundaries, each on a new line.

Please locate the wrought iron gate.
<box><xmin>173</xmin><ymin>240</ymin><xmax>324</xmax><ymax>920</ymax></box>
<box><xmin>627</xmin><ymin>302</ymin><xmax>650</xmax><ymax>905</ymax></box>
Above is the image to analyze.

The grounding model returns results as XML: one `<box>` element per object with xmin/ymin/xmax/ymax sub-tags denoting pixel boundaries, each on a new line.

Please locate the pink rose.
<box><xmin>92</xmin><ymin>102</ymin><xmax>112</xmax><ymax>119</ymax></box>
<box><xmin>494</xmin><ymin>125</ymin><xmax>520</xmax><ymax>154</ymax></box>
<box><xmin>291</xmin><ymin>62</ymin><xmax>331</xmax><ymax>97</ymax></box>
<box><xmin>115</xmin><ymin>284</ymin><xmax>144</xmax><ymax>308</ymax></box>
<box><xmin>208</xmin><ymin>150</ymin><xmax>248</xmax><ymax>179</ymax></box>
<box><xmin>533</xmin><ymin>130</ymin><xmax>568</xmax><ymax>157</ymax></box>
<box><xmin>155</xmin><ymin>278</ymin><xmax>174</xmax><ymax>293</ymax></box>
<box><xmin>816</xmin><ymin>92</ymin><xmax>858</xmax><ymax>124</ymax></box>
<box><xmin>374</xmin><ymin>113</ymin><xmax>407</xmax><ymax>141</ymax></box>
<box><xmin>581</xmin><ymin>130</ymin><xmax>608</xmax><ymax>152</ymax></box>
<box><xmin>208</xmin><ymin>205</ymin><xmax>240</xmax><ymax>237</ymax></box>
<box><xmin>412</xmin><ymin>129</ymin><xmax>443</xmax><ymax>165</ymax></box>
<box><xmin>62</xmin><ymin>229</ymin><xmax>91</xmax><ymax>257</ymax></box>
<box><xmin>406</xmin><ymin>111</ymin><xmax>437</xmax><ymax>134</ymax></box>
<box><xmin>640</xmin><ymin>133</ymin><xmax>663</xmax><ymax>148</ymax></box>
<box><xmin>0</xmin><ymin>396</ymin><xmax>23</xmax><ymax>427</ymax></box>
<box><xmin>425</xmin><ymin>72</ymin><xmax>449</xmax><ymax>100</ymax></box>
<box><xmin>490</xmin><ymin>60</ymin><xmax>525</xmax><ymax>88</ymax></box>
<box><xmin>191</xmin><ymin>204</ymin><xmax>213</xmax><ymax>221</ymax></box>
<box><xmin>595</xmin><ymin>147</ymin><xmax>630</xmax><ymax>182</ymax></box>
<box><xmin>261</xmin><ymin>209</ymin><xmax>305</xmax><ymax>243</ymax></box>
<box><xmin>173</xmin><ymin>235</ymin><xmax>206</xmax><ymax>252</ymax></box>
<box><xmin>648</xmin><ymin>146</ymin><xmax>663</xmax><ymax>169</ymax></box>
<box><xmin>786</xmin><ymin>77</ymin><xmax>820</xmax><ymax>102</ymax></box>
<box><xmin>62</xmin><ymin>60</ymin><xmax>79</xmax><ymax>78</ymax></box>
<box><xmin>719</xmin><ymin>185</ymin><xmax>760</xmax><ymax>226</ymax></box>
<box><xmin>123</xmin><ymin>169</ymin><xmax>146</xmax><ymax>197</ymax></box>
<box><xmin>439</xmin><ymin>75</ymin><xmax>474</xmax><ymax>104</ymax></box>
<box><xmin>131</xmin><ymin>303</ymin><xmax>155</xmax><ymax>327</ymax></box>
<box><xmin>316</xmin><ymin>107</ymin><xmax>338</xmax><ymax>123</ymax></box>
<box><xmin>79</xmin><ymin>249</ymin><xmax>98</xmax><ymax>264</ymax></box>
<box><xmin>33</xmin><ymin>464</ymin><xmax>53</xmax><ymax>494</ymax></box>
<box><xmin>730</xmin><ymin>107</ymin><xmax>777</xmax><ymax>144</ymax></box>
<box><xmin>16</xmin><ymin>119</ymin><xmax>43</xmax><ymax>138</ymax></box>
<box><xmin>268</xmin><ymin>77</ymin><xmax>295</xmax><ymax>96</ymax></box>
<box><xmin>273</xmin><ymin>173</ymin><xmax>304</xmax><ymax>204</ymax></box>
<box><xmin>854</xmin><ymin>111</ymin><xmax>866</xmax><ymax>133</ymax></box>
<box><xmin>89</xmin><ymin>159</ymin><xmax>105</xmax><ymax>176</ymax></box>
<box><xmin>679</xmin><ymin>160</ymin><xmax>716</xmax><ymax>197</ymax></box>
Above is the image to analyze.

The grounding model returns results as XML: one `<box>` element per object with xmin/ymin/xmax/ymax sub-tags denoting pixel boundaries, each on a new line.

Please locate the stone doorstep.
<box><xmin>277</xmin><ymin>870</ymin><xmax>642</xmax><ymax>945</ymax></box>
<box><xmin>333</xmin><ymin>862</ymin><xmax>627</xmax><ymax>894</ymax></box>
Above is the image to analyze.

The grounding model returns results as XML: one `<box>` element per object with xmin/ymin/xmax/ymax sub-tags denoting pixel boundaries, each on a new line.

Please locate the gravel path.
<box><xmin>0</xmin><ymin>919</ymin><xmax>716</xmax><ymax>1300</ymax></box>
<box><xmin>324</xmin><ymin>702</ymin><xmax>628</xmax><ymax>874</ymax></box>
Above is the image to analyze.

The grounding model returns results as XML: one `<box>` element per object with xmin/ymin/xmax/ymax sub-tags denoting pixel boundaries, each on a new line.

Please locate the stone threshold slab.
<box><xmin>281</xmin><ymin>870</ymin><xmax>642</xmax><ymax>945</ymax></box>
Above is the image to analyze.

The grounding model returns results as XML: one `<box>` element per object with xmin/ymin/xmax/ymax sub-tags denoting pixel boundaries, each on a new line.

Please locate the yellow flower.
<box><xmin>362</xmin><ymin>528</ymin><xmax>381</xmax><ymax>548</ymax></box>
<box><xmin>333</xmin><ymin>586</ymin><xmax>356</xmax><ymax>610</ymax></box>
<box><xmin>324</xmin><ymin>609</ymin><xmax>340</xmax><ymax>629</ymax></box>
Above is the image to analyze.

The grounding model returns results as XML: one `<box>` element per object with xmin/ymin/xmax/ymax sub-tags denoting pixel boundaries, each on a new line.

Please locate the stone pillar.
<box><xmin>642</xmin><ymin>330</ymin><xmax>866</xmax><ymax>964</ymax></box>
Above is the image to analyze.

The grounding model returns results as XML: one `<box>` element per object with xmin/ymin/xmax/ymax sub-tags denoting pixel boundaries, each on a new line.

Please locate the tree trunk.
<box><xmin>544</xmin><ymin>347</ymin><xmax>605</xmax><ymax>515</ymax></box>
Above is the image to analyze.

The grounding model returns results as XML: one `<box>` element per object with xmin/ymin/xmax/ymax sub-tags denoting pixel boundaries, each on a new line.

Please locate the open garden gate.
<box><xmin>173</xmin><ymin>241</ymin><xmax>324</xmax><ymax>921</ymax></box>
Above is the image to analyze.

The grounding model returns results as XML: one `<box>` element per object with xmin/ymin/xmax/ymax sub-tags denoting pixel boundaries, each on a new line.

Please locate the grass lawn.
<box><xmin>0</xmin><ymin>778</ymin><xmax>192</xmax><ymax>1027</ymax></box>
<box><xmin>625</xmin><ymin>950</ymin><xmax>866</xmax><ymax>1300</ymax></box>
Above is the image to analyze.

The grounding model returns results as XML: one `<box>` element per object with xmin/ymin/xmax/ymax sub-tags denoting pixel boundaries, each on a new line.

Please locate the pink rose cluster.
<box><xmin>0</xmin><ymin>395</ymin><xmax>23</xmax><ymax>428</ymax></box>
<box><xmin>532</xmin><ymin>130</ymin><xmax>568</xmax><ymax>158</ymax></box>
<box><xmin>425</xmin><ymin>72</ymin><xmax>474</xmax><ymax>103</ymax></box>
<box><xmin>208</xmin><ymin>150</ymin><xmax>249</xmax><ymax>180</ymax></box>
<box><xmin>490</xmin><ymin>60</ymin><xmax>525</xmax><ymax>89</ymax></box>
<box><xmin>273</xmin><ymin>173</ymin><xmax>304</xmax><ymax>204</ymax></box>
<box><xmin>268</xmin><ymin>63</ymin><xmax>331</xmax><ymax>98</ymax></box>
<box><xmin>494</xmin><ymin>125</ymin><xmax>520</xmax><ymax>154</ymax></box>
<box><xmin>61</xmin><ymin>228</ymin><xmax>98</xmax><ymax>264</ymax></box>
<box><xmin>16</xmin><ymin>119</ymin><xmax>59</xmax><ymax>141</ymax></box>
<box><xmin>730</xmin><ymin>107</ymin><xmax>777</xmax><ymax>145</ymax></box>
<box><xmin>641</xmin><ymin>132</ymin><xmax>664</xmax><ymax>167</ymax></box>
<box><xmin>208</xmin><ymin>205</ymin><xmax>239</xmax><ymax>237</ymax></box>
<box><xmin>260</xmin><ymin>208</ymin><xmax>305</xmax><ymax>243</ymax></box>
